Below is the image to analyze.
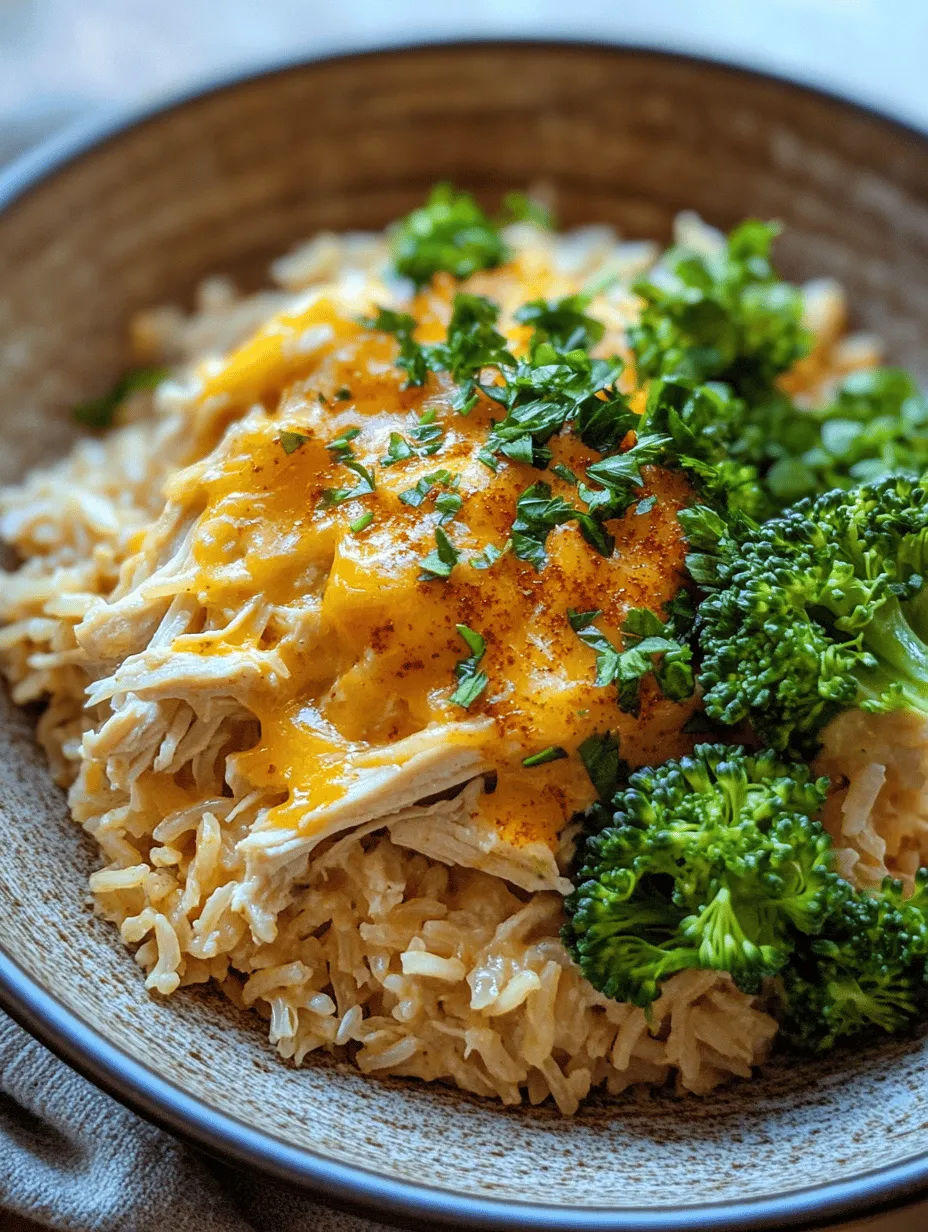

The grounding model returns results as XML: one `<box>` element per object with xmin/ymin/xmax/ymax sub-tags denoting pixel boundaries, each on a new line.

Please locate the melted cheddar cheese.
<box><xmin>161</xmin><ymin>266</ymin><xmax>697</xmax><ymax>854</ymax></box>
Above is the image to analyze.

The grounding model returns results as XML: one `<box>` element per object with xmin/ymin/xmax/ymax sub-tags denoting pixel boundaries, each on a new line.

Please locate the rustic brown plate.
<box><xmin>2</xmin><ymin>41</ymin><xmax>928</xmax><ymax>1231</ymax></box>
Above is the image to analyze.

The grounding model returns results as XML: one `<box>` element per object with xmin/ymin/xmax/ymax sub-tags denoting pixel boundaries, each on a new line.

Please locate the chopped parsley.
<box><xmin>362</xmin><ymin>307</ymin><xmax>428</xmax><ymax>386</ymax></box>
<box><xmin>633</xmin><ymin>377</ymin><xmax>772</xmax><ymax>521</ymax></box>
<box><xmin>368</xmin><ymin>292</ymin><xmax>630</xmax><ymax>478</ymax></box>
<box><xmin>522</xmin><ymin>745</ymin><xmax>567</xmax><ymax>768</ymax></box>
<box><xmin>326</xmin><ymin>426</ymin><xmax>360</xmax><ymax>460</ymax></box>
<box><xmin>398</xmin><ymin>470</ymin><xmax>457</xmax><ymax>509</ymax></box>
<box><xmin>567</xmin><ymin>607</ymin><xmax>692</xmax><ymax>716</ymax></box>
<box><xmin>410</xmin><ymin>407</ymin><xmax>443</xmax><ymax>453</ymax></box>
<box><xmin>635</xmin><ymin>495</ymin><xmax>657</xmax><ymax>515</ymax></box>
<box><xmin>581</xmin><ymin>432</ymin><xmax>671</xmax><ymax>520</ymax></box>
<box><xmin>578</xmin><ymin>731</ymin><xmax>627</xmax><ymax>802</ymax></box>
<box><xmin>381</xmin><ymin>432</ymin><xmax>415</xmax><ymax>466</ymax></box>
<box><xmin>628</xmin><ymin>219</ymin><xmax>810</xmax><ymax>401</ymax></box>
<box><xmin>419</xmin><ymin>526</ymin><xmax>459</xmax><ymax>580</ymax></box>
<box><xmin>498</xmin><ymin>190</ymin><xmax>556</xmax><ymax>230</ymax></box>
<box><xmin>469</xmin><ymin>541</ymin><xmax>509</xmax><ymax>570</ymax></box>
<box><xmin>390</xmin><ymin>183</ymin><xmax>507</xmax><ymax>286</ymax></box>
<box><xmin>512</xmin><ymin>481</ymin><xmax>613</xmax><ymax>570</ymax></box>
<box><xmin>279</xmin><ymin>430</ymin><xmax>309</xmax><ymax>455</ymax></box>
<box><xmin>349</xmin><ymin>511</ymin><xmax>374</xmax><ymax>534</ymax></box>
<box><xmin>72</xmin><ymin>366</ymin><xmax>168</xmax><ymax>429</ymax></box>
<box><xmin>321</xmin><ymin>460</ymin><xmax>376</xmax><ymax>507</ymax></box>
<box><xmin>381</xmin><ymin>410</ymin><xmax>445</xmax><ymax>467</ymax></box>
<box><xmin>335</xmin><ymin>387</ymin><xmax>352</xmax><ymax>401</ymax></box>
<box><xmin>366</xmin><ymin>294</ymin><xmax>513</xmax><ymax>406</ymax></box>
<box><xmin>514</xmin><ymin>294</ymin><xmax>604</xmax><ymax>354</ymax></box>
<box><xmin>449</xmin><ymin>624</ymin><xmax>489</xmax><ymax>708</ymax></box>
<box><xmin>479</xmin><ymin>342</ymin><xmax>632</xmax><ymax>469</ymax></box>
<box><xmin>434</xmin><ymin>491</ymin><xmax>463</xmax><ymax>523</ymax></box>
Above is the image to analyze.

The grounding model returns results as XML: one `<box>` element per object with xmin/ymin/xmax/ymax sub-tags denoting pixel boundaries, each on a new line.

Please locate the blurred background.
<box><xmin>0</xmin><ymin>0</ymin><xmax>927</xmax><ymax>170</ymax></box>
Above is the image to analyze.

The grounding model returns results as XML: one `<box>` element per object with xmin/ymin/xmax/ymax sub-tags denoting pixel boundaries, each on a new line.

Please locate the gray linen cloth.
<box><xmin>0</xmin><ymin>1011</ymin><xmax>389</xmax><ymax>1232</ymax></box>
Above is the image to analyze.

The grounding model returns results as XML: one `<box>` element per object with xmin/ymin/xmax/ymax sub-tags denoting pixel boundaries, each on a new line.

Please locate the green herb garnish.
<box><xmin>567</xmin><ymin>606</ymin><xmax>692</xmax><ymax>716</ymax></box>
<box><xmin>410</xmin><ymin>407</ymin><xmax>443</xmax><ymax>453</ymax></box>
<box><xmin>349</xmin><ymin>511</ymin><xmax>374</xmax><ymax>534</ymax></box>
<box><xmin>577</xmin><ymin>731</ymin><xmax>627</xmax><ymax>802</ymax></box>
<box><xmin>366</xmin><ymin>294</ymin><xmax>513</xmax><ymax>406</ymax></box>
<box><xmin>551</xmin><ymin>463</ymin><xmax>578</xmax><ymax>486</ymax></box>
<box><xmin>419</xmin><ymin>526</ymin><xmax>460</xmax><ymax>580</ymax></box>
<box><xmin>469</xmin><ymin>542</ymin><xmax>509</xmax><ymax>570</ymax></box>
<box><xmin>628</xmin><ymin>219</ymin><xmax>810</xmax><ymax>402</ymax></box>
<box><xmin>449</xmin><ymin>624</ymin><xmax>489</xmax><ymax>708</ymax></box>
<box><xmin>326</xmin><ymin>426</ymin><xmax>360</xmax><ymax>460</ymax></box>
<box><xmin>321</xmin><ymin>460</ymin><xmax>376</xmax><ymax>507</ymax></box>
<box><xmin>479</xmin><ymin>342</ymin><xmax>632</xmax><ymax>468</ymax></box>
<box><xmin>391</xmin><ymin>183</ymin><xmax>507</xmax><ymax>286</ymax></box>
<box><xmin>512</xmin><ymin>481</ymin><xmax>613</xmax><ymax>570</ymax></box>
<box><xmin>381</xmin><ymin>432</ymin><xmax>415</xmax><ymax>466</ymax></box>
<box><xmin>522</xmin><ymin>745</ymin><xmax>568</xmax><ymax>768</ymax></box>
<box><xmin>279</xmin><ymin>430</ymin><xmax>309</xmax><ymax>455</ymax></box>
<box><xmin>434</xmin><ymin>491</ymin><xmax>463</xmax><ymax>523</ymax></box>
<box><xmin>72</xmin><ymin>366</ymin><xmax>168</xmax><ymax>430</ymax></box>
<box><xmin>515</xmin><ymin>294</ymin><xmax>604</xmax><ymax>355</ymax></box>
<box><xmin>398</xmin><ymin>469</ymin><xmax>455</xmax><ymax>508</ymax></box>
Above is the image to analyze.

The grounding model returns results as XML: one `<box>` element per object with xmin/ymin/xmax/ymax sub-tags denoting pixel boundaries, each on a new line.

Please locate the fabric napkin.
<box><xmin>0</xmin><ymin>1011</ymin><xmax>389</xmax><ymax>1232</ymax></box>
<box><xmin>2</xmin><ymin>1006</ymin><xmax>924</xmax><ymax>1231</ymax></box>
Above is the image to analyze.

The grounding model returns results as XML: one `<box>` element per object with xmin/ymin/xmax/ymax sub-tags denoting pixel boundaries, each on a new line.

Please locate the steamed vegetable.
<box><xmin>563</xmin><ymin>744</ymin><xmax>838</xmax><ymax>1007</ymax></box>
<box><xmin>686</xmin><ymin>474</ymin><xmax>928</xmax><ymax>757</ymax></box>
<box><xmin>564</xmin><ymin>744</ymin><xmax>928</xmax><ymax>1051</ymax></box>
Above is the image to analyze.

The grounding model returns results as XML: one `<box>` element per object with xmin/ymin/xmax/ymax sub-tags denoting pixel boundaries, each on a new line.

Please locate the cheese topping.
<box><xmin>146</xmin><ymin>267</ymin><xmax>696</xmax><ymax>852</ymax></box>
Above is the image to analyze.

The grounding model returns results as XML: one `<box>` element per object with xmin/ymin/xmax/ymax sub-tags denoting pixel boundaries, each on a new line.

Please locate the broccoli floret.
<box><xmin>780</xmin><ymin>871</ymin><xmax>928</xmax><ymax>1051</ymax></box>
<box><xmin>781</xmin><ymin>962</ymin><xmax>926</xmax><ymax>1052</ymax></box>
<box><xmin>563</xmin><ymin>744</ymin><xmax>837</xmax><ymax>1006</ymax></box>
<box><xmin>628</xmin><ymin>220</ymin><xmax>810</xmax><ymax>401</ymax></box>
<box><xmin>687</xmin><ymin>474</ymin><xmax>928</xmax><ymax>756</ymax></box>
<box><xmin>763</xmin><ymin>368</ymin><xmax>928</xmax><ymax>509</ymax></box>
<box><xmin>565</xmin><ymin>744</ymin><xmax>928</xmax><ymax>1052</ymax></box>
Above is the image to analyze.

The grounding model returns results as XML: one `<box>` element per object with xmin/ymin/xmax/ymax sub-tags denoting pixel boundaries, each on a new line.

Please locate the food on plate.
<box><xmin>3</xmin><ymin>184</ymin><xmax>928</xmax><ymax>1114</ymax></box>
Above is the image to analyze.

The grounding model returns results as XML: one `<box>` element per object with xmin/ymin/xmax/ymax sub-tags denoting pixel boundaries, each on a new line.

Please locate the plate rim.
<box><xmin>1</xmin><ymin>36</ymin><xmax>927</xmax><ymax>1231</ymax></box>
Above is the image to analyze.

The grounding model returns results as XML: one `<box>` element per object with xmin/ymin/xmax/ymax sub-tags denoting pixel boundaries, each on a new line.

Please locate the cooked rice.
<box><xmin>0</xmin><ymin>212</ymin><xmax>908</xmax><ymax>1114</ymax></box>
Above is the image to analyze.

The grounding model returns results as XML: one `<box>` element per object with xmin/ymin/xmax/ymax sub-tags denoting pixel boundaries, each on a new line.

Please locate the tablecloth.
<box><xmin>0</xmin><ymin>1013</ymin><xmax>389</xmax><ymax>1232</ymax></box>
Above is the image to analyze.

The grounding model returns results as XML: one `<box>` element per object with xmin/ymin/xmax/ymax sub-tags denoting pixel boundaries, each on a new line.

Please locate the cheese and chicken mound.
<box><xmin>0</xmin><ymin>205</ymin><xmax>884</xmax><ymax>1113</ymax></box>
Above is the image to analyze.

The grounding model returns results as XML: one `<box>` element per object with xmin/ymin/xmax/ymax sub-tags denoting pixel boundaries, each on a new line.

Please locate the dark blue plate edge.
<box><xmin>0</xmin><ymin>36</ymin><xmax>926</xmax><ymax>1231</ymax></box>
<box><xmin>2</xmin><ymin>942</ymin><xmax>924</xmax><ymax>1232</ymax></box>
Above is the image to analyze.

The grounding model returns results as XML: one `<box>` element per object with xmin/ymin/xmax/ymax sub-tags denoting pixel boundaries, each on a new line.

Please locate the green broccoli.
<box><xmin>632</xmin><ymin>366</ymin><xmax>928</xmax><ymax>525</ymax></box>
<box><xmin>563</xmin><ymin>744</ymin><xmax>839</xmax><ymax>1007</ymax></box>
<box><xmin>780</xmin><ymin>871</ymin><xmax>928</xmax><ymax>1051</ymax></box>
<box><xmin>763</xmin><ymin>368</ymin><xmax>928</xmax><ymax>509</ymax></box>
<box><xmin>686</xmin><ymin>474</ymin><xmax>928</xmax><ymax>757</ymax></box>
<box><xmin>628</xmin><ymin>220</ymin><xmax>810</xmax><ymax>401</ymax></box>
<box><xmin>565</xmin><ymin>744</ymin><xmax>928</xmax><ymax>1053</ymax></box>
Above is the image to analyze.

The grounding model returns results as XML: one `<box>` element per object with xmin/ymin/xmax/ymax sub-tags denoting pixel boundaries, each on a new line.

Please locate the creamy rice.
<box><xmin>0</xmin><ymin>213</ymin><xmax>907</xmax><ymax>1113</ymax></box>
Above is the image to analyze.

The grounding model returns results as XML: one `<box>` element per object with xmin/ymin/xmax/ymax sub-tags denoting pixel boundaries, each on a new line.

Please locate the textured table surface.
<box><xmin>1</xmin><ymin>2</ymin><xmax>928</xmax><ymax>1229</ymax></box>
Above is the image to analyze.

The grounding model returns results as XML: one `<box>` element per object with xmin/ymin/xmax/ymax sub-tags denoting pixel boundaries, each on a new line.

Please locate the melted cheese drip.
<box><xmin>162</xmin><ymin>264</ymin><xmax>697</xmax><ymax>850</ymax></box>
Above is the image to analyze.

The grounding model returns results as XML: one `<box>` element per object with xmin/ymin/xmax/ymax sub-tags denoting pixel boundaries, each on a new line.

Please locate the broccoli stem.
<box><xmin>859</xmin><ymin>597</ymin><xmax>928</xmax><ymax>714</ymax></box>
